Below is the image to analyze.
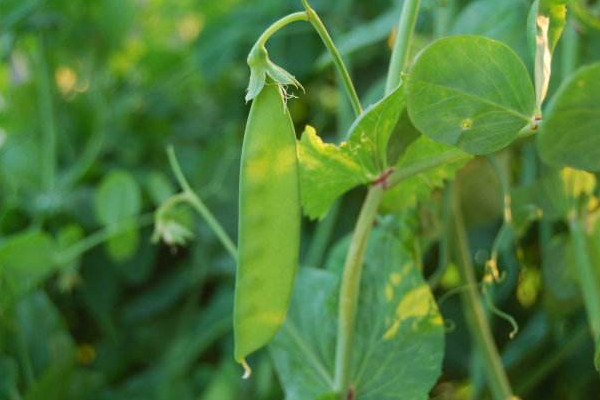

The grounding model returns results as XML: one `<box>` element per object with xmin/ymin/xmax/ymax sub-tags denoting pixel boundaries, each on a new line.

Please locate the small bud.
<box><xmin>245</xmin><ymin>44</ymin><xmax>303</xmax><ymax>102</ymax></box>
<box><xmin>152</xmin><ymin>215</ymin><xmax>194</xmax><ymax>247</ymax></box>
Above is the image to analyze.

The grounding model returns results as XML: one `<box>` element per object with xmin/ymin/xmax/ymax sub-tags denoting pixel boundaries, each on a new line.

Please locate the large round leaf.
<box><xmin>270</xmin><ymin>229</ymin><xmax>444</xmax><ymax>400</ymax></box>
<box><xmin>537</xmin><ymin>63</ymin><xmax>600</xmax><ymax>171</ymax></box>
<box><xmin>405</xmin><ymin>35</ymin><xmax>535</xmax><ymax>155</ymax></box>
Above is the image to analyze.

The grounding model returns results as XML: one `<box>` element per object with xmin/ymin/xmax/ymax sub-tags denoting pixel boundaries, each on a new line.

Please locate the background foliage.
<box><xmin>1</xmin><ymin>0</ymin><xmax>600</xmax><ymax>399</ymax></box>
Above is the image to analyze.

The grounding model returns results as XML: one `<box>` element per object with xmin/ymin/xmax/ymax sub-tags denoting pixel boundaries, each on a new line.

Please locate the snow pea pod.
<box><xmin>235</xmin><ymin>83</ymin><xmax>301</xmax><ymax>374</ymax></box>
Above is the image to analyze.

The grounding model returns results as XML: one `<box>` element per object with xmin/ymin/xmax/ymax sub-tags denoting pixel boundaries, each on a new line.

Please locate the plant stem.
<box><xmin>301</xmin><ymin>1</ymin><xmax>363</xmax><ymax>115</ymax></box>
<box><xmin>36</xmin><ymin>36</ymin><xmax>57</xmax><ymax>193</ymax></box>
<box><xmin>385</xmin><ymin>0</ymin><xmax>421</xmax><ymax>94</ymax></box>
<box><xmin>450</xmin><ymin>184</ymin><xmax>514</xmax><ymax>400</ymax></box>
<box><xmin>568</xmin><ymin>211</ymin><xmax>600</xmax><ymax>369</ymax></box>
<box><xmin>56</xmin><ymin>213</ymin><xmax>155</xmax><ymax>266</ymax></box>
<box><xmin>428</xmin><ymin>185</ymin><xmax>452</xmax><ymax>288</ymax></box>
<box><xmin>333</xmin><ymin>185</ymin><xmax>384</xmax><ymax>397</ymax></box>
<box><xmin>255</xmin><ymin>12</ymin><xmax>309</xmax><ymax>47</ymax></box>
<box><xmin>332</xmin><ymin>2</ymin><xmax>423</xmax><ymax>396</ymax></box>
<box><xmin>167</xmin><ymin>146</ymin><xmax>238</xmax><ymax>261</ymax></box>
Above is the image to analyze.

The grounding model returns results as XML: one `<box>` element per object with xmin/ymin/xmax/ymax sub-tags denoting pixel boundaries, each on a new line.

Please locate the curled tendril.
<box><xmin>483</xmin><ymin>284</ymin><xmax>519</xmax><ymax>339</ymax></box>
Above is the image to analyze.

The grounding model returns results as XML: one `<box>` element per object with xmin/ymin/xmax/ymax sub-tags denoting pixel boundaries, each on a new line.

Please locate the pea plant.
<box><xmin>218</xmin><ymin>0</ymin><xmax>599</xmax><ymax>399</ymax></box>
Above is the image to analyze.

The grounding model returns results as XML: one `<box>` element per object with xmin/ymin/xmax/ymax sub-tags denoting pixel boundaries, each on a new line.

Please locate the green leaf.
<box><xmin>313</xmin><ymin>393</ymin><xmax>339</xmax><ymax>400</ymax></box>
<box><xmin>537</xmin><ymin>63</ymin><xmax>600</xmax><ymax>171</ymax></box>
<box><xmin>451</xmin><ymin>0</ymin><xmax>530</xmax><ymax>62</ymax></box>
<box><xmin>106</xmin><ymin>224</ymin><xmax>140</xmax><ymax>262</ymax></box>
<box><xmin>298</xmin><ymin>86</ymin><xmax>405</xmax><ymax>220</ymax></box>
<box><xmin>94</xmin><ymin>170</ymin><xmax>142</xmax><ymax>261</ymax></box>
<box><xmin>94</xmin><ymin>170</ymin><xmax>142</xmax><ymax>225</ymax></box>
<box><xmin>405</xmin><ymin>35</ymin><xmax>535</xmax><ymax>155</ymax></box>
<box><xmin>298</xmin><ymin>126</ymin><xmax>368</xmax><ymax>220</ymax></box>
<box><xmin>270</xmin><ymin>229</ymin><xmax>444</xmax><ymax>400</ymax></box>
<box><xmin>346</xmin><ymin>84</ymin><xmax>405</xmax><ymax>175</ymax></box>
<box><xmin>0</xmin><ymin>231</ymin><xmax>56</xmax><ymax>310</ymax></box>
<box><xmin>542</xmin><ymin>235</ymin><xmax>580</xmax><ymax>312</ymax></box>
<box><xmin>0</xmin><ymin>356</ymin><xmax>19</xmax><ymax>400</ymax></box>
<box><xmin>381</xmin><ymin>135</ymin><xmax>471</xmax><ymax>213</ymax></box>
<box><xmin>145</xmin><ymin>171</ymin><xmax>176</xmax><ymax>206</ymax></box>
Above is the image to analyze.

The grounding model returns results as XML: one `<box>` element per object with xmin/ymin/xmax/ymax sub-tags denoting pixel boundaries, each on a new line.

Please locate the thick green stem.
<box><xmin>568</xmin><ymin>211</ymin><xmax>600</xmax><ymax>369</ymax></box>
<box><xmin>36</xmin><ymin>36</ymin><xmax>57</xmax><ymax>193</ymax></box>
<box><xmin>333</xmin><ymin>185</ymin><xmax>384</xmax><ymax>397</ymax></box>
<box><xmin>450</xmin><ymin>185</ymin><xmax>514</xmax><ymax>400</ymax></box>
<box><xmin>332</xmin><ymin>2</ymin><xmax>423</xmax><ymax>396</ymax></box>
<box><xmin>385</xmin><ymin>0</ymin><xmax>421</xmax><ymax>94</ymax></box>
<box><xmin>167</xmin><ymin>146</ymin><xmax>238</xmax><ymax>261</ymax></box>
<box><xmin>301</xmin><ymin>1</ymin><xmax>363</xmax><ymax>115</ymax></box>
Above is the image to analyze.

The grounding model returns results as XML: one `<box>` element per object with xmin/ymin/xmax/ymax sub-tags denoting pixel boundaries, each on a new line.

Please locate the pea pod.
<box><xmin>235</xmin><ymin>83</ymin><xmax>301</xmax><ymax>374</ymax></box>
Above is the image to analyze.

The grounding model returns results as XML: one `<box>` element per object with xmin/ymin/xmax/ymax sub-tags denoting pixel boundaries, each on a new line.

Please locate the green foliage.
<box><xmin>1</xmin><ymin>0</ymin><xmax>600</xmax><ymax>399</ymax></box>
<box><xmin>0</xmin><ymin>231</ymin><xmax>56</xmax><ymax>311</ymax></box>
<box><xmin>94</xmin><ymin>170</ymin><xmax>142</xmax><ymax>261</ymax></box>
<box><xmin>405</xmin><ymin>35</ymin><xmax>535</xmax><ymax>154</ymax></box>
<box><xmin>537</xmin><ymin>63</ymin><xmax>600</xmax><ymax>171</ymax></box>
<box><xmin>271</xmin><ymin>229</ymin><xmax>444</xmax><ymax>400</ymax></box>
<box><xmin>298</xmin><ymin>86</ymin><xmax>404</xmax><ymax>220</ymax></box>
<box><xmin>382</xmin><ymin>136</ymin><xmax>471</xmax><ymax>212</ymax></box>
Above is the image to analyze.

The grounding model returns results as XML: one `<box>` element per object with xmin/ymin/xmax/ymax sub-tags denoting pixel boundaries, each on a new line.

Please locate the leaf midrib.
<box><xmin>410</xmin><ymin>78</ymin><xmax>533</xmax><ymax>122</ymax></box>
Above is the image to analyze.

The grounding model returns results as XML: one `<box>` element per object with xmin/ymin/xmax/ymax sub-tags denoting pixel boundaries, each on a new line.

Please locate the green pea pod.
<box><xmin>235</xmin><ymin>83</ymin><xmax>301</xmax><ymax>375</ymax></box>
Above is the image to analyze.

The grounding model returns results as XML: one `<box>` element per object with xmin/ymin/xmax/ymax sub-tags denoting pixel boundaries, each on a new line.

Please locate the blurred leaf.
<box><xmin>0</xmin><ymin>356</ymin><xmax>19</xmax><ymax>400</ymax></box>
<box><xmin>405</xmin><ymin>35</ymin><xmax>535</xmax><ymax>154</ymax></box>
<box><xmin>451</xmin><ymin>0</ymin><xmax>530</xmax><ymax>61</ymax></box>
<box><xmin>316</xmin><ymin>8</ymin><xmax>398</xmax><ymax>68</ymax></box>
<box><xmin>14</xmin><ymin>291</ymin><xmax>75</xmax><ymax>376</ymax></box>
<box><xmin>270</xmin><ymin>229</ymin><xmax>444</xmax><ymax>400</ymax></box>
<box><xmin>0</xmin><ymin>230</ymin><xmax>56</xmax><ymax>310</ymax></box>
<box><xmin>542</xmin><ymin>235</ymin><xmax>580</xmax><ymax>312</ymax></box>
<box><xmin>24</xmin><ymin>358</ymin><xmax>75</xmax><ymax>400</ymax></box>
<box><xmin>537</xmin><ymin>63</ymin><xmax>600</xmax><ymax>171</ymax></box>
<box><xmin>145</xmin><ymin>171</ymin><xmax>176</xmax><ymax>206</ymax></box>
<box><xmin>94</xmin><ymin>170</ymin><xmax>141</xmax><ymax>225</ymax></box>
<box><xmin>94</xmin><ymin>170</ymin><xmax>142</xmax><ymax>261</ymax></box>
<box><xmin>200</xmin><ymin>362</ymin><xmax>238</xmax><ymax>400</ymax></box>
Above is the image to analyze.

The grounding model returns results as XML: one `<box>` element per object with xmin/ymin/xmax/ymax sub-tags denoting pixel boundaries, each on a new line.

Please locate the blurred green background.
<box><xmin>1</xmin><ymin>0</ymin><xmax>600</xmax><ymax>399</ymax></box>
